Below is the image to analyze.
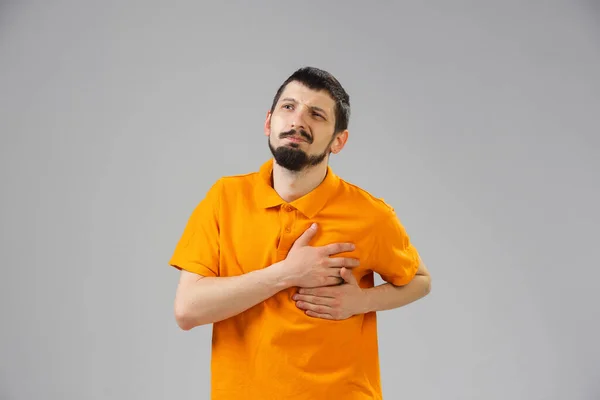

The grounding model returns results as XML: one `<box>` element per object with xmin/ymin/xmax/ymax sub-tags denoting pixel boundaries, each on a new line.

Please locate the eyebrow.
<box><xmin>281</xmin><ymin>97</ymin><xmax>329</xmax><ymax>117</ymax></box>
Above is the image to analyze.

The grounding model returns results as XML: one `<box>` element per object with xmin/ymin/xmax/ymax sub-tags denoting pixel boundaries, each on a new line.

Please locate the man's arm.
<box><xmin>294</xmin><ymin>207</ymin><xmax>431</xmax><ymax>320</ymax></box>
<box><xmin>362</xmin><ymin>256</ymin><xmax>431</xmax><ymax>313</ymax></box>
<box><xmin>174</xmin><ymin>264</ymin><xmax>290</xmax><ymax>330</ymax></box>
<box><xmin>293</xmin><ymin>256</ymin><xmax>431</xmax><ymax>320</ymax></box>
<box><xmin>173</xmin><ymin>223</ymin><xmax>359</xmax><ymax>330</ymax></box>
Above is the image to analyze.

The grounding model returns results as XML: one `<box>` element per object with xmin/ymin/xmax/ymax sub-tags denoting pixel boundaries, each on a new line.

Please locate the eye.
<box><xmin>282</xmin><ymin>104</ymin><xmax>293</xmax><ymax>110</ymax></box>
<box><xmin>313</xmin><ymin>112</ymin><xmax>324</xmax><ymax>119</ymax></box>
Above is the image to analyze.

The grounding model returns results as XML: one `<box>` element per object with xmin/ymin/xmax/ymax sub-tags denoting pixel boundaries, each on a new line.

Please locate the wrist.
<box><xmin>360</xmin><ymin>288</ymin><xmax>374</xmax><ymax>314</ymax></box>
<box><xmin>268</xmin><ymin>260</ymin><xmax>296</xmax><ymax>290</ymax></box>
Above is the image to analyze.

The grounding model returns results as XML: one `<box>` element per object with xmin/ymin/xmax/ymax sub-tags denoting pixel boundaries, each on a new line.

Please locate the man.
<box><xmin>169</xmin><ymin>66</ymin><xmax>431</xmax><ymax>399</ymax></box>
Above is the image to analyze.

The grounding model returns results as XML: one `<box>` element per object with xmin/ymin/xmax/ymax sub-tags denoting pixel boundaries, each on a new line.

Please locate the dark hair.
<box><xmin>270</xmin><ymin>66</ymin><xmax>350</xmax><ymax>134</ymax></box>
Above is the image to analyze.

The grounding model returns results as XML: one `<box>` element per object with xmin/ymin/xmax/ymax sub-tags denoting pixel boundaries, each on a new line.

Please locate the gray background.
<box><xmin>1</xmin><ymin>1</ymin><xmax>598</xmax><ymax>399</ymax></box>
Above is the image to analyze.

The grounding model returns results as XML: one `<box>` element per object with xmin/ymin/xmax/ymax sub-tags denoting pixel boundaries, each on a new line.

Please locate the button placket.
<box><xmin>278</xmin><ymin>204</ymin><xmax>296</xmax><ymax>251</ymax></box>
<box><xmin>277</xmin><ymin>204</ymin><xmax>295</xmax><ymax>260</ymax></box>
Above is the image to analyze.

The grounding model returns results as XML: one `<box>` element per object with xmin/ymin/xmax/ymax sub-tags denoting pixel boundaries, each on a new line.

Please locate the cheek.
<box><xmin>269</xmin><ymin>119</ymin><xmax>286</xmax><ymax>137</ymax></box>
<box><xmin>315</xmin><ymin>130</ymin><xmax>334</xmax><ymax>148</ymax></box>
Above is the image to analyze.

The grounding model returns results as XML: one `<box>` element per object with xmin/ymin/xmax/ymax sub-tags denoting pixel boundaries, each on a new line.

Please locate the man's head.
<box><xmin>265</xmin><ymin>67</ymin><xmax>351</xmax><ymax>172</ymax></box>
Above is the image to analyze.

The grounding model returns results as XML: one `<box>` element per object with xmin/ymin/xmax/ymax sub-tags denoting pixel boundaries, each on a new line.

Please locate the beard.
<box><xmin>268</xmin><ymin>129</ymin><xmax>330</xmax><ymax>172</ymax></box>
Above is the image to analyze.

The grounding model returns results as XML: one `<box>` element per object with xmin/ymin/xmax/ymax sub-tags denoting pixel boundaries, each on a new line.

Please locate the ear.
<box><xmin>330</xmin><ymin>130</ymin><xmax>349</xmax><ymax>154</ymax></box>
<box><xmin>264</xmin><ymin>111</ymin><xmax>272</xmax><ymax>137</ymax></box>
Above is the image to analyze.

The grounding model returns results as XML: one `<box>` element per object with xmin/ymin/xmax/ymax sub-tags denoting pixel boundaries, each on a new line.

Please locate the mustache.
<box><xmin>279</xmin><ymin>129</ymin><xmax>313</xmax><ymax>144</ymax></box>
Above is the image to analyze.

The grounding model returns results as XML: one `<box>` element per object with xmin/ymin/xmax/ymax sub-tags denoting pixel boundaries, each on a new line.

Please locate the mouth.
<box><xmin>284</xmin><ymin>136</ymin><xmax>307</xmax><ymax>143</ymax></box>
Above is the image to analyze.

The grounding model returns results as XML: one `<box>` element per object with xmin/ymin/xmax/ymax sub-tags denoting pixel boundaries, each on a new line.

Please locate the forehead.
<box><xmin>278</xmin><ymin>81</ymin><xmax>335</xmax><ymax>114</ymax></box>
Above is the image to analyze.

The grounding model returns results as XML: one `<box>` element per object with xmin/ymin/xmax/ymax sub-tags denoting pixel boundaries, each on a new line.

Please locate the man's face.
<box><xmin>265</xmin><ymin>81</ymin><xmax>346</xmax><ymax>172</ymax></box>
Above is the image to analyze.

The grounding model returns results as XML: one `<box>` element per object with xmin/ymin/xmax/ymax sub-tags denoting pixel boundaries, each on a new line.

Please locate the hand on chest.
<box><xmin>222</xmin><ymin>208</ymin><xmax>373</xmax><ymax>276</ymax></box>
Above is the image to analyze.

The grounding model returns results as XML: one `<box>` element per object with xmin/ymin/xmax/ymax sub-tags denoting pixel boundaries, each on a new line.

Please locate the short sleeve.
<box><xmin>168</xmin><ymin>179</ymin><xmax>222</xmax><ymax>277</ymax></box>
<box><xmin>369</xmin><ymin>206</ymin><xmax>420</xmax><ymax>286</ymax></box>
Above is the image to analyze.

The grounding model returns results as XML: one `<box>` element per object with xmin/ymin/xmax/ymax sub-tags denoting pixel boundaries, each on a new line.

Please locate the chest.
<box><xmin>218</xmin><ymin>207</ymin><xmax>375</xmax><ymax>277</ymax></box>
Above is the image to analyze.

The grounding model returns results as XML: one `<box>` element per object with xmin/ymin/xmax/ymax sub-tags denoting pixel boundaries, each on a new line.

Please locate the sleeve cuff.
<box><xmin>379</xmin><ymin>254</ymin><xmax>420</xmax><ymax>286</ymax></box>
<box><xmin>169</xmin><ymin>258</ymin><xmax>218</xmax><ymax>277</ymax></box>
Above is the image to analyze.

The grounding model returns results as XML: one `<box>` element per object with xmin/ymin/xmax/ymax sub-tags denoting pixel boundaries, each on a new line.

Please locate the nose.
<box><xmin>290</xmin><ymin>108</ymin><xmax>309</xmax><ymax>131</ymax></box>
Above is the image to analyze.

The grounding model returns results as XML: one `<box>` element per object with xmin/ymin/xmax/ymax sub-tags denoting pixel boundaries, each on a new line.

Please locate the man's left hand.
<box><xmin>293</xmin><ymin>267</ymin><xmax>367</xmax><ymax>320</ymax></box>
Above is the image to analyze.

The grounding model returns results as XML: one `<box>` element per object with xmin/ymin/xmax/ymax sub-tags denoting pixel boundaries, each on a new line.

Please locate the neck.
<box><xmin>271</xmin><ymin>160</ymin><xmax>328</xmax><ymax>203</ymax></box>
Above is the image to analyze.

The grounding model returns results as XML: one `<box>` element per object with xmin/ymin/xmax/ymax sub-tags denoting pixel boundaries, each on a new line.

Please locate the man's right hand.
<box><xmin>282</xmin><ymin>223</ymin><xmax>360</xmax><ymax>288</ymax></box>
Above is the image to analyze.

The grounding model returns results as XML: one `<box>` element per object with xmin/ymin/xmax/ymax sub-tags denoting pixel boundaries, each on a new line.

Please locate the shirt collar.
<box><xmin>254</xmin><ymin>158</ymin><xmax>340</xmax><ymax>218</ymax></box>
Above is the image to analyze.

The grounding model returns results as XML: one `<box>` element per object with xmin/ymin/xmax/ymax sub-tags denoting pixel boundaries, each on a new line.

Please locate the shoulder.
<box><xmin>221</xmin><ymin>171</ymin><xmax>260</xmax><ymax>197</ymax></box>
<box><xmin>336</xmin><ymin>177</ymin><xmax>397</xmax><ymax>220</ymax></box>
<box><xmin>185</xmin><ymin>169</ymin><xmax>259</xmax><ymax>219</ymax></box>
<box><xmin>337</xmin><ymin>178</ymin><xmax>414</xmax><ymax>249</ymax></box>
<box><xmin>209</xmin><ymin>169</ymin><xmax>259</xmax><ymax>191</ymax></box>
<box><xmin>200</xmin><ymin>170</ymin><xmax>259</xmax><ymax>205</ymax></box>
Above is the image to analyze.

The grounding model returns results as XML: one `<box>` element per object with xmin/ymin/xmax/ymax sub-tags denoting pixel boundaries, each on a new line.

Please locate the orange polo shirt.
<box><xmin>169</xmin><ymin>159</ymin><xmax>420</xmax><ymax>400</ymax></box>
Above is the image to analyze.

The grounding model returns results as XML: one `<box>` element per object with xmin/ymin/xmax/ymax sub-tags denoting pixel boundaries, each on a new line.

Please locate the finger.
<box><xmin>298</xmin><ymin>279</ymin><xmax>339</xmax><ymax>291</ymax></box>
<box><xmin>296</xmin><ymin>301</ymin><xmax>332</xmax><ymax>314</ymax></box>
<box><xmin>326</xmin><ymin>276</ymin><xmax>344</xmax><ymax>287</ymax></box>
<box><xmin>305</xmin><ymin>310</ymin><xmax>335</xmax><ymax>320</ymax></box>
<box><xmin>326</xmin><ymin>273</ymin><xmax>345</xmax><ymax>286</ymax></box>
<box><xmin>326</xmin><ymin>267</ymin><xmax>342</xmax><ymax>278</ymax></box>
<box><xmin>340</xmin><ymin>267</ymin><xmax>358</xmax><ymax>285</ymax></box>
<box><xmin>298</xmin><ymin>287</ymin><xmax>319</xmax><ymax>296</ymax></box>
<box><xmin>298</xmin><ymin>287</ymin><xmax>336</xmax><ymax>297</ymax></box>
<box><xmin>293</xmin><ymin>294</ymin><xmax>334</xmax><ymax>306</ymax></box>
<box><xmin>327</xmin><ymin>257</ymin><xmax>360</xmax><ymax>268</ymax></box>
<box><xmin>311</xmin><ymin>277</ymin><xmax>343</xmax><ymax>287</ymax></box>
<box><xmin>321</xmin><ymin>242</ymin><xmax>355</xmax><ymax>255</ymax></box>
<box><xmin>292</xmin><ymin>223</ymin><xmax>318</xmax><ymax>248</ymax></box>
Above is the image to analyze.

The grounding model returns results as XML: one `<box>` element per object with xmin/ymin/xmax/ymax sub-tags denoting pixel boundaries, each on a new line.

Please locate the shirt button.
<box><xmin>285</xmin><ymin>227</ymin><xmax>291</xmax><ymax>233</ymax></box>
<box><xmin>283</xmin><ymin>205</ymin><xmax>293</xmax><ymax>212</ymax></box>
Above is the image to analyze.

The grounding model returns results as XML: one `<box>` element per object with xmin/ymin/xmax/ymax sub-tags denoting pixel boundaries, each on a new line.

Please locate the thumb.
<box><xmin>292</xmin><ymin>223</ymin><xmax>318</xmax><ymax>248</ymax></box>
<box><xmin>340</xmin><ymin>267</ymin><xmax>358</xmax><ymax>285</ymax></box>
